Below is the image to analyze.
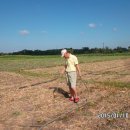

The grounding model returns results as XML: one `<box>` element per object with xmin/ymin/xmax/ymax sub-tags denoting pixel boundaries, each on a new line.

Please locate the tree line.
<box><xmin>0</xmin><ymin>46</ymin><xmax>130</xmax><ymax>55</ymax></box>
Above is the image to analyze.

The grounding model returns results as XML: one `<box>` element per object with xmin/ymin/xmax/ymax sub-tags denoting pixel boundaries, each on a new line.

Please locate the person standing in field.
<box><xmin>61</xmin><ymin>49</ymin><xmax>81</xmax><ymax>103</ymax></box>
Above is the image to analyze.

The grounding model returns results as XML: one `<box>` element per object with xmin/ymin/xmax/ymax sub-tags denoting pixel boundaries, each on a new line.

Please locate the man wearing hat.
<box><xmin>61</xmin><ymin>49</ymin><xmax>81</xmax><ymax>103</ymax></box>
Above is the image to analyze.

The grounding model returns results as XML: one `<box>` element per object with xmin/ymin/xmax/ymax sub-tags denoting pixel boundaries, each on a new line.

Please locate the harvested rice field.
<box><xmin>0</xmin><ymin>55</ymin><xmax>130</xmax><ymax>130</ymax></box>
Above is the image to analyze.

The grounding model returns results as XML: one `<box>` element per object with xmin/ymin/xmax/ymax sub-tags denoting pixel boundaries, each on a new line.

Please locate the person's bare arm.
<box><xmin>61</xmin><ymin>65</ymin><xmax>67</xmax><ymax>74</ymax></box>
<box><xmin>75</xmin><ymin>64</ymin><xmax>81</xmax><ymax>78</ymax></box>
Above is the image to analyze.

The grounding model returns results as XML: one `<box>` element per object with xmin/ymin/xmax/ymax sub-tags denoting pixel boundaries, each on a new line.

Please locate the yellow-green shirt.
<box><xmin>65</xmin><ymin>54</ymin><xmax>78</xmax><ymax>72</ymax></box>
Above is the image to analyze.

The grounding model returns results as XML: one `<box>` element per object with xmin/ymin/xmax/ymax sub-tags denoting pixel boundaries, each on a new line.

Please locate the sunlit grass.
<box><xmin>0</xmin><ymin>54</ymin><xmax>130</xmax><ymax>72</ymax></box>
<box><xmin>96</xmin><ymin>81</ymin><xmax>130</xmax><ymax>88</ymax></box>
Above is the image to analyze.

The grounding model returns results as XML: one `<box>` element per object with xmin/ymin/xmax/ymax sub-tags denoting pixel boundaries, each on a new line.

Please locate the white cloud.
<box><xmin>113</xmin><ymin>27</ymin><xmax>117</xmax><ymax>32</ymax></box>
<box><xmin>88</xmin><ymin>23</ymin><xmax>96</xmax><ymax>28</ymax></box>
<box><xmin>41</xmin><ymin>30</ymin><xmax>48</xmax><ymax>34</ymax></box>
<box><xmin>19</xmin><ymin>29</ymin><xmax>30</xmax><ymax>36</ymax></box>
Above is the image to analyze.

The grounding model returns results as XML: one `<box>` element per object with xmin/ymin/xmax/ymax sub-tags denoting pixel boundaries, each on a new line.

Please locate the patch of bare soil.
<box><xmin>0</xmin><ymin>59</ymin><xmax>130</xmax><ymax>130</ymax></box>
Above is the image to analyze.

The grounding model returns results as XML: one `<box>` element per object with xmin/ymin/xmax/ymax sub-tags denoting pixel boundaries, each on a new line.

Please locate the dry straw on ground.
<box><xmin>0</xmin><ymin>59</ymin><xmax>130</xmax><ymax>130</ymax></box>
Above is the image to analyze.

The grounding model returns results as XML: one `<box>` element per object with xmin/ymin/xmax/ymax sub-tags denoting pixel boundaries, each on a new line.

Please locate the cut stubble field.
<box><xmin>0</xmin><ymin>54</ymin><xmax>130</xmax><ymax>130</ymax></box>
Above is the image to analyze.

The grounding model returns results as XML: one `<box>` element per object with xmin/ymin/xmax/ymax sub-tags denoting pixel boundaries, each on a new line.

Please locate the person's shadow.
<box><xmin>49</xmin><ymin>87</ymin><xmax>70</xmax><ymax>98</ymax></box>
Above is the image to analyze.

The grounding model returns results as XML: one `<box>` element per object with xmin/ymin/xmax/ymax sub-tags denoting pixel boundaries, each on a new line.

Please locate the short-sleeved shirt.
<box><xmin>65</xmin><ymin>54</ymin><xmax>78</xmax><ymax>72</ymax></box>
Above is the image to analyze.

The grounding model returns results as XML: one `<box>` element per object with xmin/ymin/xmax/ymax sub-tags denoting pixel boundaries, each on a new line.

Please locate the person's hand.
<box><xmin>60</xmin><ymin>70</ymin><xmax>65</xmax><ymax>75</ymax></box>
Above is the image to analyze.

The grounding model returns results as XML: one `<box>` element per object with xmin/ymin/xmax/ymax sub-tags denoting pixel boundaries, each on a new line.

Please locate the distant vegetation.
<box><xmin>0</xmin><ymin>46</ymin><xmax>130</xmax><ymax>55</ymax></box>
<box><xmin>0</xmin><ymin>53</ymin><xmax>130</xmax><ymax>72</ymax></box>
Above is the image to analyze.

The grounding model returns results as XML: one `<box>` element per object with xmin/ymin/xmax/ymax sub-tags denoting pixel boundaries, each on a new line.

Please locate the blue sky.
<box><xmin>0</xmin><ymin>0</ymin><xmax>130</xmax><ymax>52</ymax></box>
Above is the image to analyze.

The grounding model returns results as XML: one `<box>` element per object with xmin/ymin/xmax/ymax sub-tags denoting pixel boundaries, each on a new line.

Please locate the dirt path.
<box><xmin>0</xmin><ymin>59</ymin><xmax>130</xmax><ymax>130</ymax></box>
